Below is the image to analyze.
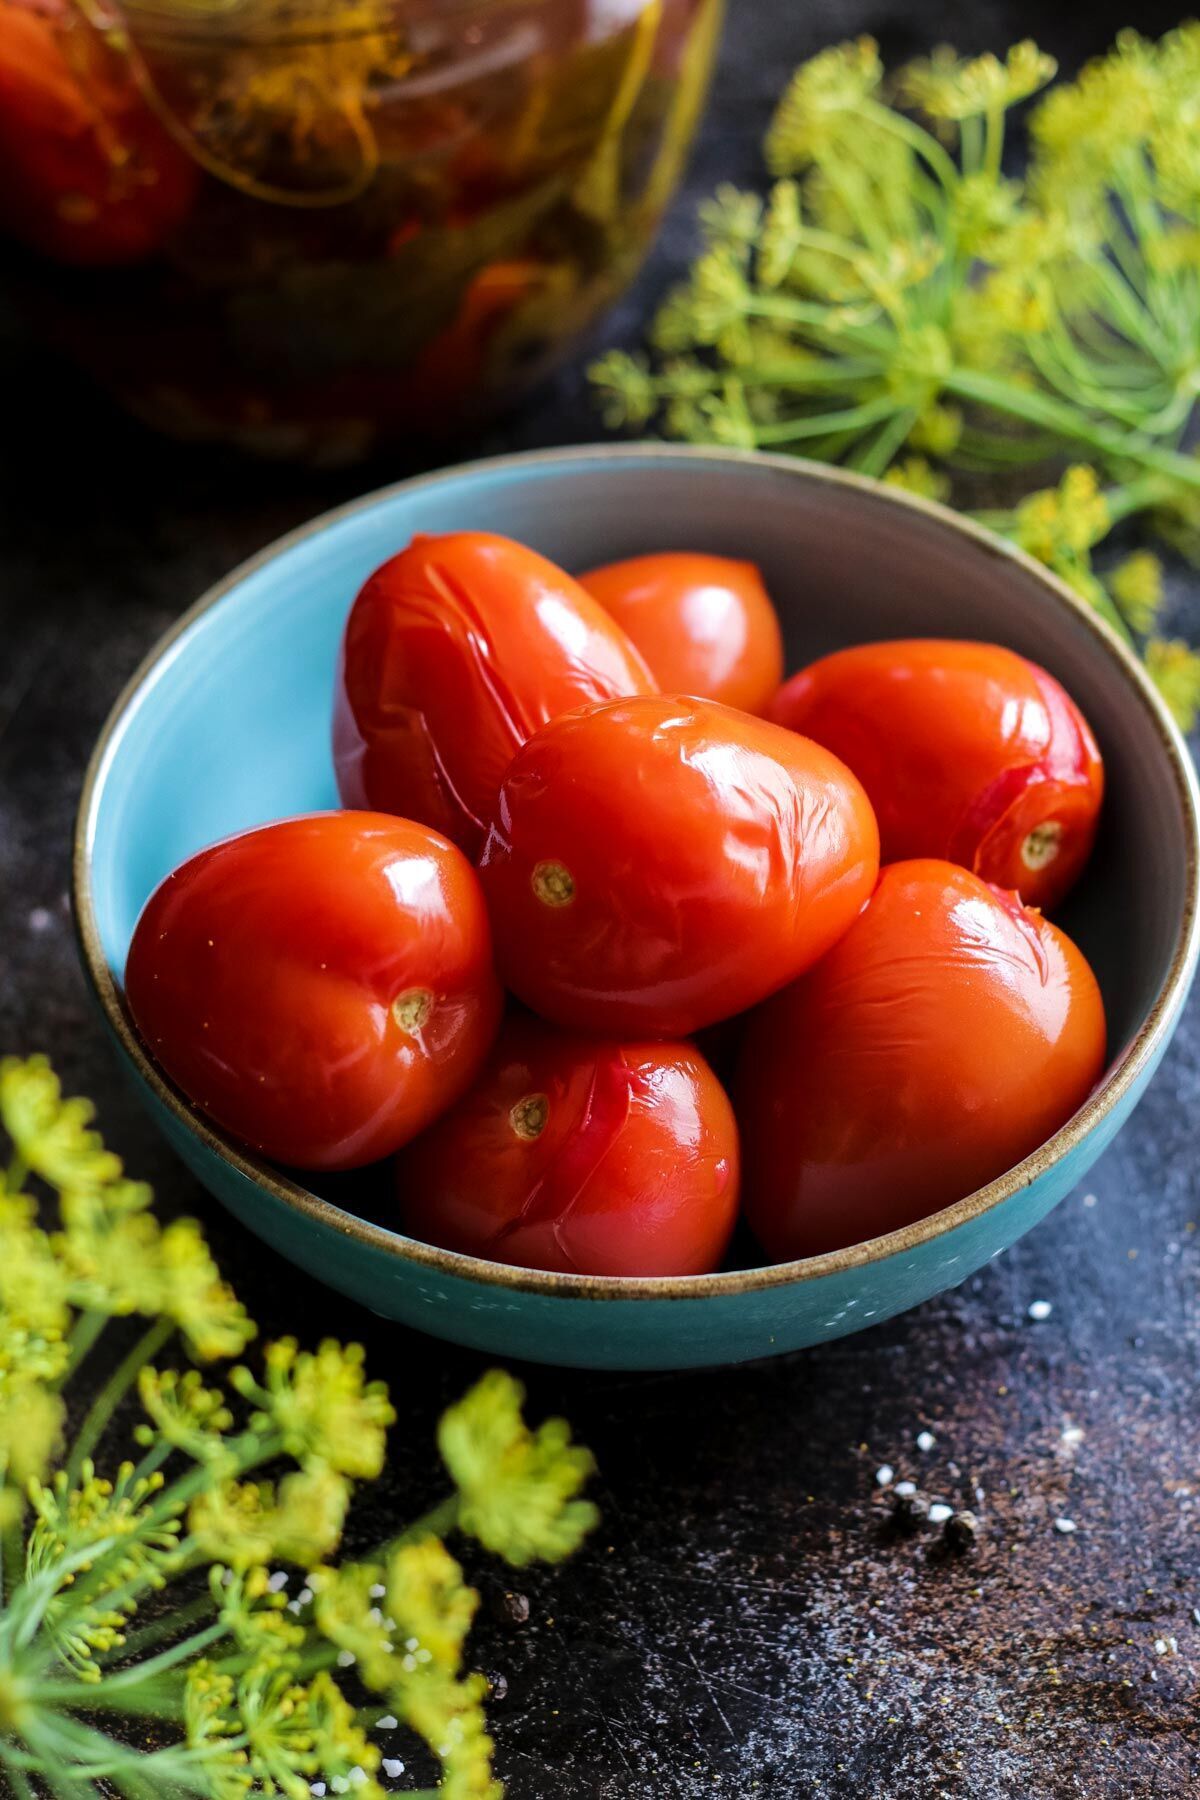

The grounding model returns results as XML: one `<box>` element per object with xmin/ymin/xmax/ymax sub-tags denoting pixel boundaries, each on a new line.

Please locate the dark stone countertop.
<box><xmin>1</xmin><ymin>3</ymin><xmax>1198</xmax><ymax>1796</ymax></box>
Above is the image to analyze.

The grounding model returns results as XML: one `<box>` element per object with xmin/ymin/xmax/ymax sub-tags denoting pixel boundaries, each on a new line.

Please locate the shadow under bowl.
<box><xmin>74</xmin><ymin>446</ymin><xmax>1200</xmax><ymax>1369</ymax></box>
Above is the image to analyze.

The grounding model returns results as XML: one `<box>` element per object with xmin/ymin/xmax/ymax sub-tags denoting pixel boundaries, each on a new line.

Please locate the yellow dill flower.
<box><xmin>765</xmin><ymin>38</ymin><xmax>883</xmax><ymax>171</ymax></box>
<box><xmin>698</xmin><ymin>183</ymin><xmax>763</xmax><ymax>254</ymax></box>
<box><xmin>302</xmin><ymin>1670</ymin><xmax>383</xmax><ymax>1798</ymax></box>
<box><xmin>209</xmin><ymin>1564</ymin><xmax>306</xmax><ymax>1660</ymax></box>
<box><xmin>156</xmin><ymin>1218</ymin><xmax>255</xmax><ymax>1361</ymax></box>
<box><xmin>907</xmin><ymin>402</ymin><xmax>963</xmax><ymax>458</ymax></box>
<box><xmin>1030</xmin><ymin>32</ymin><xmax>1160</xmax><ymax>196</ymax></box>
<box><xmin>900</xmin><ymin>40</ymin><xmax>1056</xmax><ymax>121</ymax></box>
<box><xmin>0</xmin><ymin>1216</ymin><xmax>72</xmax><ymax>1346</ymax></box>
<box><xmin>237</xmin><ymin>1336</ymin><xmax>394</xmax><ymax>1479</ymax></box>
<box><xmin>190</xmin><ymin>1467</ymin><xmax>349</xmax><ymax>1569</ymax></box>
<box><xmin>439</xmin><ymin>1370</ymin><xmax>597</xmax><ymax>1567</ymax></box>
<box><xmin>386</xmin><ymin>1537</ymin><xmax>478</xmax><ymax>1673</ymax></box>
<box><xmin>136</xmin><ymin>1366</ymin><xmax>234</xmax><ymax>1461</ymax></box>
<box><xmin>398</xmin><ymin>1667</ymin><xmax>501</xmax><ymax>1800</ymax></box>
<box><xmin>884</xmin><ymin>456</ymin><xmax>952</xmax><ymax>504</ymax></box>
<box><xmin>0</xmin><ymin>1379</ymin><xmax>63</xmax><ymax>1507</ymax></box>
<box><xmin>1107</xmin><ymin>551</ymin><xmax>1165</xmax><ymax>632</ymax></box>
<box><xmin>312</xmin><ymin>1561</ymin><xmax>396</xmax><ymax>1690</ymax></box>
<box><xmin>0</xmin><ymin>1055</ymin><xmax>122</xmax><ymax>1191</ymax></box>
<box><xmin>1146</xmin><ymin>638</ymin><xmax>1200</xmax><ymax>730</ymax></box>
<box><xmin>1013</xmin><ymin>467</ymin><xmax>1110</xmax><ymax>564</ymax></box>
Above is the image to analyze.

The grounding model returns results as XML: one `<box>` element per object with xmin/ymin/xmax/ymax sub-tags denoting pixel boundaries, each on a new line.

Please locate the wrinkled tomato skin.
<box><xmin>0</xmin><ymin>1</ymin><xmax>198</xmax><ymax>265</ymax></box>
<box><xmin>334</xmin><ymin>532</ymin><xmax>656</xmax><ymax>858</ymax></box>
<box><xmin>769</xmin><ymin>639</ymin><xmax>1104</xmax><ymax>910</ymax></box>
<box><xmin>124</xmin><ymin>812</ymin><xmax>502</xmax><ymax>1172</ymax></box>
<box><xmin>737</xmin><ymin>859</ymin><xmax>1107</xmax><ymax>1261</ymax></box>
<box><xmin>479</xmin><ymin>694</ymin><xmax>880</xmax><ymax>1036</ymax></box>
<box><xmin>396</xmin><ymin>1013</ymin><xmax>740</xmax><ymax>1276</ymax></box>
<box><xmin>578</xmin><ymin>552</ymin><xmax>784</xmax><ymax>716</ymax></box>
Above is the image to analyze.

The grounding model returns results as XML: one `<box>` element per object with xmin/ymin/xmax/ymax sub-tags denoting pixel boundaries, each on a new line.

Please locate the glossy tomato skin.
<box><xmin>0</xmin><ymin>1</ymin><xmax>198</xmax><ymax>265</ymax></box>
<box><xmin>124</xmin><ymin>812</ymin><xmax>502</xmax><ymax>1172</ymax></box>
<box><xmin>737</xmin><ymin>859</ymin><xmax>1107</xmax><ymax>1261</ymax></box>
<box><xmin>396</xmin><ymin>1013</ymin><xmax>740</xmax><ymax>1276</ymax></box>
<box><xmin>479</xmin><ymin>694</ymin><xmax>880</xmax><ymax>1036</ymax></box>
<box><xmin>769</xmin><ymin>639</ymin><xmax>1104</xmax><ymax>910</ymax></box>
<box><xmin>334</xmin><ymin>531</ymin><xmax>656</xmax><ymax>858</ymax></box>
<box><xmin>578</xmin><ymin>552</ymin><xmax>784</xmax><ymax>715</ymax></box>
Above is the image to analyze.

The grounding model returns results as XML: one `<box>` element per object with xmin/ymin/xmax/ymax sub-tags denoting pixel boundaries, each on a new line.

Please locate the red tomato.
<box><xmin>769</xmin><ymin>639</ymin><xmax>1103</xmax><ymax>910</ymax></box>
<box><xmin>737</xmin><ymin>859</ymin><xmax>1107</xmax><ymax>1261</ymax></box>
<box><xmin>396</xmin><ymin>1014</ymin><xmax>740</xmax><ymax>1276</ymax></box>
<box><xmin>479</xmin><ymin>694</ymin><xmax>880</xmax><ymax>1036</ymax></box>
<box><xmin>334</xmin><ymin>532</ymin><xmax>656</xmax><ymax>858</ymax></box>
<box><xmin>578</xmin><ymin>552</ymin><xmax>784</xmax><ymax>715</ymax></box>
<box><xmin>124</xmin><ymin>812</ymin><xmax>502</xmax><ymax>1172</ymax></box>
<box><xmin>0</xmin><ymin>0</ymin><xmax>198</xmax><ymax>265</ymax></box>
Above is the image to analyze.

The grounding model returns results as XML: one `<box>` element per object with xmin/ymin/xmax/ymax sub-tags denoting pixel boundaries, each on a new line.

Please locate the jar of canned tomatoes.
<box><xmin>0</xmin><ymin>0</ymin><xmax>720</xmax><ymax>461</ymax></box>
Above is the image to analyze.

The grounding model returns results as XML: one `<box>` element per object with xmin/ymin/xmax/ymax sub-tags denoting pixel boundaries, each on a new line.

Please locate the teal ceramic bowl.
<box><xmin>75</xmin><ymin>446</ymin><xmax>1200</xmax><ymax>1370</ymax></box>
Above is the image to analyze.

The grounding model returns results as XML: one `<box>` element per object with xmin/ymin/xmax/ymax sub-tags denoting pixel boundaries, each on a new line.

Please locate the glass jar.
<box><xmin>0</xmin><ymin>0</ymin><xmax>720</xmax><ymax>460</ymax></box>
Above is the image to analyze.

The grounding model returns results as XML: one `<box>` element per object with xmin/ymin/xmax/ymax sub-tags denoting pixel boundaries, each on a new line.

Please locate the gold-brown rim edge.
<box><xmin>72</xmin><ymin>442</ymin><xmax>1200</xmax><ymax>1304</ymax></box>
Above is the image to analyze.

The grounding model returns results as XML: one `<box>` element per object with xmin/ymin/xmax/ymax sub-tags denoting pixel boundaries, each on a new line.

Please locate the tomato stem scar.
<box><xmin>1021</xmin><ymin>821</ymin><xmax>1063</xmax><ymax>871</ymax></box>
<box><xmin>532</xmin><ymin>860</ymin><xmax>574</xmax><ymax>907</ymax></box>
<box><xmin>510</xmin><ymin>1093</ymin><xmax>549</xmax><ymax>1140</ymax></box>
<box><xmin>392</xmin><ymin>987</ymin><xmax>433</xmax><ymax>1032</ymax></box>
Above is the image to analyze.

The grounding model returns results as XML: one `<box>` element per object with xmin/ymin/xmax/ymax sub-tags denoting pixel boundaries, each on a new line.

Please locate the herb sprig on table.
<box><xmin>592</xmin><ymin>27</ymin><xmax>1200</xmax><ymax>725</ymax></box>
<box><xmin>0</xmin><ymin>1056</ymin><xmax>596</xmax><ymax>1799</ymax></box>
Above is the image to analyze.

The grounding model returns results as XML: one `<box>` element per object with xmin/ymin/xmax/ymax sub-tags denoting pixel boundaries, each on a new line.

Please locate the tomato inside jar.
<box><xmin>0</xmin><ymin>0</ymin><xmax>722</xmax><ymax>460</ymax></box>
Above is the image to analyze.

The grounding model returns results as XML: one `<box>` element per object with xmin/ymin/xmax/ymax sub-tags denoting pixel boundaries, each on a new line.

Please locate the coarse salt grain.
<box><xmin>377</xmin><ymin>1716</ymin><xmax>399</xmax><ymax>1731</ymax></box>
<box><xmin>875</xmin><ymin>1465</ymin><xmax>895</xmax><ymax>1487</ymax></box>
<box><xmin>916</xmin><ymin>1430</ymin><xmax>936</xmax><ymax>1453</ymax></box>
<box><xmin>1054</xmin><ymin>1517</ymin><xmax>1077</xmax><ymax>1534</ymax></box>
<box><xmin>1082</xmin><ymin>1193</ymin><xmax>1098</xmax><ymax>1208</ymax></box>
<box><xmin>369</xmin><ymin>1583</ymin><xmax>386</xmax><ymax>1599</ymax></box>
<box><xmin>267</xmin><ymin>1570</ymin><xmax>288</xmax><ymax>1592</ymax></box>
<box><xmin>1027</xmin><ymin>1300</ymin><xmax>1053</xmax><ymax>1321</ymax></box>
<box><xmin>894</xmin><ymin>1480</ymin><xmax>917</xmax><ymax>1497</ymax></box>
<box><xmin>928</xmin><ymin>1502</ymin><xmax>953</xmax><ymax>1524</ymax></box>
<box><xmin>310</xmin><ymin>1785</ymin><xmax>326</xmax><ymax>1797</ymax></box>
<box><xmin>336</xmin><ymin>1649</ymin><xmax>356</xmax><ymax>1666</ymax></box>
<box><xmin>382</xmin><ymin>1760</ymin><xmax>405</xmax><ymax>1780</ymax></box>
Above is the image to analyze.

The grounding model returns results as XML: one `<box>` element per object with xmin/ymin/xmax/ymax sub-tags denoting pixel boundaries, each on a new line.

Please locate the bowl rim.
<box><xmin>73</xmin><ymin>442</ymin><xmax>1200</xmax><ymax>1303</ymax></box>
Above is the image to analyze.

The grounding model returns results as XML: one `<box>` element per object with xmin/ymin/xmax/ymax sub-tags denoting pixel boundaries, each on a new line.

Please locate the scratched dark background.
<box><xmin>2</xmin><ymin>2</ymin><xmax>1199</xmax><ymax>1796</ymax></box>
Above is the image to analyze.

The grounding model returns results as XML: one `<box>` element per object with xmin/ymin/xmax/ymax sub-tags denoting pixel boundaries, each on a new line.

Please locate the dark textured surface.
<box><xmin>2</xmin><ymin>3</ymin><xmax>1199</xmax><ymax>1796</ymax></box>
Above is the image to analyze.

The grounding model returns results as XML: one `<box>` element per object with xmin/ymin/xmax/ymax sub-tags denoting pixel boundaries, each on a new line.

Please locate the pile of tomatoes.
<box><xmin>126</xmin><ymin>533</ymin><xmax>1108</xmax><ymax>1277</ymax></box>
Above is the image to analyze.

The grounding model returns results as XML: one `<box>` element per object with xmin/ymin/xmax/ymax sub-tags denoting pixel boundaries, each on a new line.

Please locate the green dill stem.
<box><xmin>1</xmin><ymin>1515</ymin><xmax>23</xmax><ymax>1610</ymax></box>
<box><xmin>382</xmin><ymin>1493</ymin><xmax>460</xmax><ymax>1554</ymax></box>
<box><xmin>943</xmin><ymin>368</ymin><xmax>1200</xmax><ymax>487</ymax></box>
<box><xmin>62</xmin><ymin>1307</ymin><xmax>109</xmax><ymax>1382</ymax></box>
<box><xmin>752</xmin><ymin>396</ymin><xmax>901</xmax><ymax>445</ymax></box>
<box><xmin>12</xmin><ymin>1723</ymin><xmax>84</xmax><ymax>1800</ymax></box>
<box><xmin>737</xmin><ymin>358</ymin><xmax>883</xmax><ymax>388</ymax></box>
<box><xmin>32</xmin><ymin>1618</ymin><xmax>226</xmax><ymax>1714</ymax></box>
<box><xmin>4</xmin><ymin>1153</ymin><xmax>28</xmax><ymax>1194</ymax></box>
<box><xmin>106</xmin><ymin>1589</ymin><xmax>215</xmax><ymax>1664</ymax></box>
<box><xmin>983</xmin><ymin>106</ymin><xmax>1004</xmax><ymax>182</ymax></box>
<box><xmin>1104</xmin><ymin>475</ymin><xmax>1172</xmax><ymax>524</ymax></box>
<box><xmin>849</xmin><ymin>405</ymin><xmax>920</xmax><ymax>476</ymax></box>
<box><xmin>862</xmin><ymin>97</ymin><xmax>960</xmax><ymax>190</ymax></box>
<box><xmin>746</xmin><ymin>291</ymin><xmax>893</xmax><ymax>351</ymax></box>
<box><xmin>0</xmin><ymin>1753</ymin><xmax>37</xmax><ymax>1800</ymax></box>
<box><xmin>67</xmin><ymin>1316</ymin><xmax>175</xmax><ymax>1481</ymax></box>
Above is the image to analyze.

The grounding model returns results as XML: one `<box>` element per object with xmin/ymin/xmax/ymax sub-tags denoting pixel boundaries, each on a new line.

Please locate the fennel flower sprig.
<box><xmin>0</xmin><ymin>1056</ymin><xmax>597</xmax><ymax>1799</ymax></box>
<box><xmin>592</xmin><ymin>29</ymin><xmax>1200</xmax><ymax>724</ymax></box>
